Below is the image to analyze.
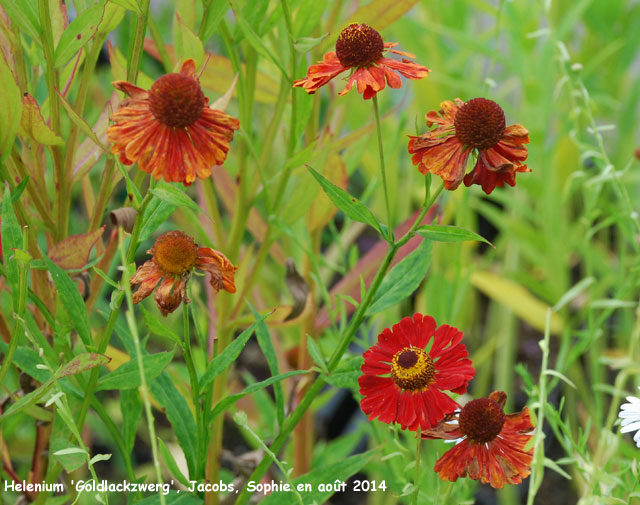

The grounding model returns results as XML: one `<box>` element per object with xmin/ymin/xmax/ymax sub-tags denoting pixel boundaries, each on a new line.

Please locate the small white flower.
<box><xmin>619</xmin><ymin>387</ymin><xmax>640</xmax><ymax>448</ymax></box>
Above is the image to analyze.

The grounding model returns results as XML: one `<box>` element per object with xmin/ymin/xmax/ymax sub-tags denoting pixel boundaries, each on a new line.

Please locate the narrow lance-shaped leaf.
<box><xmin>42</xmin><ymin>256</ymin><xmax>93</xmax><ymax>347</ymax></box>
<box><xmin>2</xmin><ymin>184</ymin><xmax>23</xmax><ymax>296</ymax></box>
<box><xmin>199</xmin><ymin>318</ymin><xmax>263</xmax><ymax>391</ymax></box>
<box><xmin>307</xmin><ymin>165</ymin><xmax>385</xmax><ymax>237</ymax></box>
<box><xmin>96</xmin><ymin>350</ymin><xmax>176</xmax><ymax>391</ymax></box>
<box><xmin>0</xmin><ymin>51</ymin><xmax>23</xmax><ymax>160</ymax></box>
<box><xmin>416</xmin><ymin>225</ymin><xmax>493</xmax><ymax>247</ymax></box>
<box><xmin>367</xmin><ymin>238</ymin><xmax>433</xmax><ymax>316</ymax></box>
<box><xmin>249</xmin><ymin>303</ymin><xmax>286</xmax><ymax>427</ymax></box>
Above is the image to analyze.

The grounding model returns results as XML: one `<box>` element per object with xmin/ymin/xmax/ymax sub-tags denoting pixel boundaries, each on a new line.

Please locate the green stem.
<box><xmin>38</xmin><ymin>0</ymin><xmax>65</xmax><ymax>240</ymax></box>
<box><xmin>526</xmin><ymin>309</ymin><xmax>552</xmax><ymax>505</ymax></box>
<box><xmin>234</xmin><ymin>181</ymin><xmax>445</xmax><ymax>505</ymax></box>
<box><xmin>0</xmin><ymin>234</ymin><xmax>29</xmax><ymax>386</ymax></box>
<box><xmin>412</xmin><ymin>436</ymin><xmax>422</xmax><ymax>505</ymax></box>
<box><xmin>372</xmin><ymin>95</ymin><xmax>392</xmax><ymax>239</ymax></box>
<box><xmin>118</xmin><ymin>234</ymin><xmax>165</xmax><ymax>505</ymax></box>
<box><xmin>127</xmin><ymin>0</ymin><xmax>151</xmax><ymax>83</ymax></box>
<box><xmin>182</xmin><ymin>301</ymin><xmax>204</xmax><ymax>479</ymax></box>
<box><xmin>88</xmin><ymin>158</ymin><xmax>116</xmax><ymax>232</ymax></box>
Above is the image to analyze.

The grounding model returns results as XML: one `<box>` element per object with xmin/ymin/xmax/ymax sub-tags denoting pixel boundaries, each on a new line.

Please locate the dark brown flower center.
<box><xmin>149</xmin><ymin>73</ymin><xmax>206</xmax><ymax>128</ymax></box>
<box><xmin>152</xmin><ymin>231</ymin><xmax>199</xmax><ymax>275</ymax></box>
<box><xmin>454</xmin><ymin>97</ymin><xmax>506</xmax><ymax>150</ymax></box>
<box><xmin>335</xmin><ymin>23</ymin><xmax>384</xmax><ymax>68</ymax></box>
<box><xmin>459</xmin><ymin>398</ymin><xmax>506</xmax><ymax>443</ymax></box>
<box><xmin>390</xmin><ymin>346</ymin><xmax>434</xmax><ymax>391</ymax></box>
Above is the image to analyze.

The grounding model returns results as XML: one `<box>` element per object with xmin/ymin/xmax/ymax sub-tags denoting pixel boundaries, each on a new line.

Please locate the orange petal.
<box><xmin>293</xmin><ymin>52</ymin><xmax>347</xmax><ymax>94</ymax></box>
<box><xmin>196</xmin><ymin>247</ymin><xmax>238</xmax><ymax>293</ymax></box>
<box><xmin>180</xmin><ymin>59</ymin><xmax>197</xmax><ymax>78</ymax></box>
<box><xmin>153</xmin><ymin>276</ymin><xmax>187</xmax><ymax>316</ymax></box>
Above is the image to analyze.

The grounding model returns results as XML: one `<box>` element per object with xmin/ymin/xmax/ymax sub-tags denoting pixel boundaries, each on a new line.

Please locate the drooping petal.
<box><xmin>153</xmin><ymin>276</ymin><xmax>187</xmax><ymax>316</ymax></box>
<box><xmin>293</xmin><ymin>52</ymin><xmax>348</xmax><ymax>94</ymax></box>
<box><xmin>377</xmin><ymin>57</ymin><xmax>430</xmax><ymax>81</ymax></box>
<box><xmin>131</xmin><ymin>261</ymin><xmax>163</xmax><ymax>304</ymax></box>
<box><xmin>409</xmin><ymin>135</ymin><xmax>472</xmax><ymax>190</ymax></box>
<box><xmin>196</xmin><ymin>247</ymin><xmax>238</xmax><ymax>293</ymax></box>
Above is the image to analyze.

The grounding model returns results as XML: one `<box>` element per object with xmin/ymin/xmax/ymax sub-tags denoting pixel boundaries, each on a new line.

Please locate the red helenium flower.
<box><xmin>131</xmin><ymin>231</ymin><xmax>237</xmax><ymax>316</ymax></box>
<box><xmin>293</xmin><ymin>23</ymin><xmax>429</xmax><ymax>100</ymax></box>
<box><xmin>422</xmin><ymin>391</ymin><xmax>534</xmax><ymax>488</ymax></box>
<box><xmin>358</xmin><ymin>314</ymin><xmax>475</xmax><ymax>431</ymax></box>
<box><xmin>107</xmin><ymin>60</ymin><xmax>240</xmax><ymax>186</ymax></box>
<box><xmin>408</xmin><ymin>97</ymin><xmax>530</xmax><ymax>194</ymax></box>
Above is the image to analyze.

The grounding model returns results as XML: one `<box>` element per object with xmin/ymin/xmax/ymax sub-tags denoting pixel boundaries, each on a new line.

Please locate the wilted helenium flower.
<box><xmin>422</xmin><ymin>391</ymin><xmax>534</xmax><ymax>489</ymax></box>
<box><xmin>107</xmin><ymin>60</ymin><xmax>240</xmax><ymax>186</ymax></box>
<box><xmin>408</xmin><ymin>97</ymin><xmax>530</xmax><ymax>194</ymax></box>
<box><xmin>358</xmin><ymin>314</ymin><xmax>475</xmax><ymax>431</ymax></box>
<box><xmin>294</xmin><ymin>23</ymin><xmax>430</xmax><ymax>100</ymax></box>
<box><xmin>131</xmin><ymin>231</ymin><xmax>237</xmax><ymax>316</ymax></box>
<box><xmin>619</xmin><ymin>386</ymin><xmax>640</xmax><ymax>448</ymax></box>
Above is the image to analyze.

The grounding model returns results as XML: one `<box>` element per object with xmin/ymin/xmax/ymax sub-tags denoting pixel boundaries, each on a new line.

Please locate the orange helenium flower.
<box><xmin>130</xmin><ymin>231</ymin><xmax>237</xmax><ymax>316</ymax></box>
<box><xmin>107</xmin><ymin>60</ymin><xmax>239</xmax><ymax>186</ymax></box>
<box><xmin>358</xmin><ymin>314</ymin><xmax>475</xmax><ymax>431</ymax></box>
<box><xmin>293</xmin><ymin>23</ymin><xmax>429</xmax><ymax>100</ymax></box>
<box><xmin>408</xmin><ymin>98</ymin><xmax>530</xmax><ymax>194</ymax></box>
<box><xmin>422</xmin><ymin>391</ymin><xmax>534</xmax><ymax>488</ymax></box>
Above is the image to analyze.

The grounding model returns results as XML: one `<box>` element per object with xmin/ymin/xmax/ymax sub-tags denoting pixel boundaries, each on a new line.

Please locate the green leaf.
<box><xmin>140</xmin><ymin>304</ymin><xmax>182</xmax><ymax>345</ymax></box>
<box><xmin>200</xmin><ymin>0</ymin><xmax>229</xmax><ymax>42</ymax></box>
<box><xmin>109</xmin><ymin>0</ymin><xmax>141</xmax><ymax>14</ymax></box>
<box><xmin>158</xmin><ymin>437</ymin><xmax>190</xmax><ymax>487</ymax></box>
<box><xmin>54</xmin><ymin>2</ymin><xmax>104</xmax><ymax>68</ymax></box>
<box><xmin>260</xmin><ymin>450</ymin><xmax>377</xmax><ymax>505</ymax></box>
<box><xmin>249</xmin><ymin>304</ymin><xmax>285</xmax><ymax>427</ymax></box>
<box><xmin>2</xmin><ymin>184</ymin><xmax>23</xmax><ymax>296</ymax></box>
<box><xmin>149</xmin><ymin>374</ymin><xmax>198</xmax><ymax>480</ymax></box>
<box><xmin>323</xmin><ymin>356</ymin><xmax>363</xmax><ymax>390</ymax></box>
<box><xmin>0</xmin><ymin>0</ymin><xmax>40</xmax><ymax>43</ymax></box>
<box><xmin>43</xmin><ymin>256</ymin><xmax>93</xmax><ymax>347</ymax></box>
<box><xmin>174</xmin><ymin>13</ymin><xmax>204</xmax><ymax>66</ymax></box>
<box><xmin>97</xmin><ymin>2</ymin><xmax>126</xmax><ymax>34</ymax></box>
<box><xmin>198</xmin><ymin>319</ymin><xmax>261</xmax><ymax>391</ymax></box>
<box><xmin>0</xmin><ymin>52</ymin><xmax>23</xmax><ymax>161</ymax></box>
<box><xmin>235</xmin><ymin>12</ymin><xmax>288</xmax><ymax>78</ymax></box>
<box><xmin>294</xmin><ymin>34</ymin><xmax>329</xmax><ymax>53</ymax></box>
<box><xmin>10</xmin><ymin>176</ymin><xmax>29</xmax><ymax>204</ymax></box>
<box><xmin>306</xmin><ymin>336</ymin><xmax>328</xmax><ymax>375</ymax></box>
<box><xmin>57</xmin><ymin>352</ymin><xmax>110</xmax><ymax>378</ymax></box>
<box><xmin>416</xmin><ymin>225</ymin><xmax>493</xmax><ymax>247</ymax></box>
<box><xmin>209</xmin><ymin>370</ymin><xmax>310</xmax><ymax>423</ymax></box>
<box><xmin>120</xmin><ymin>389</ymin><xmax>142</xmax><ymax>453</ymax></box>
<box><xmin>307</xmin><ymin>165</ymin><xmax>384</xmax><ymax>236</ymax></box>
<box><xmin>56</xmin><ymin>88</ymin><xmax>106</xmax><ymax>150</ymax></box>
<box><xmin>139</xmin><ymin>198</ymin><xmax>177</xmax><ymax>241</ymax></box>
<box><xmin>150</xmin><ymin>183</ymin><xmax>203</xmax><ymax>216</ymax></box>
<box><xmin>96</xmin><ymin>349</ymin><xmax>175</xmax><ymax>391</ymax></box>
<box><xmin>367</xmin><ymin>239</ymin><xmax>433</xmax><ymax>316</ymax></box>
<box><xmin>19</xmin><ymin>94</ymin><xmax>64</xmax><ymax>146</ymax></box>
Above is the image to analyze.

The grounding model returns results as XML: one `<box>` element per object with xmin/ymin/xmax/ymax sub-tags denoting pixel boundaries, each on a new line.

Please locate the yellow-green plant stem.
<box><xmin>372</xmin><ymin>95</ymin><xmax>393</xmax><ymax>240</ymax></box>
<box><xmin>62</xmin><ymin>34</ymin><xmax>108</xmax><ymax>214</ymax></box>
<box><xmin>0</xmin><ymin>232</ymin><xmax>29</xmax><ymax>387</ymax></box>
<box><xmin>526</xmin><ymin>309</ymin><xmax>552</xmax><ymax>505</ymax></box>
<box><xmin>127</xmin><ymin>0</ymin><xmax>151</xmax><ymax>83</ymax></box>
<box><xmin>233</xmin><ymin>181</ymin><xmax>444</xmax><ymax>505</ymax></box>
<box><xmin>118</xmin><ymin>233</ymin><xmax>166</xmax><ymax>505</ymax></box>
<box><xmin>412</xmin><ymin>437</ymin><xmax>422</xmax><ymax>505</ymax></box>
<box><xmin>88</xmin><ymin>157</ymin><xmax>116</xmax><ymax>232</ymax></box>
<box><xmin>182</xmin><ymin>301</ymin><xmax>205</xmax><ymax>479</ymax></box>
<box><xmin>38</xmin><ymin>0</ymin><xmax>65</xmax><ymax>240</ymax></box>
